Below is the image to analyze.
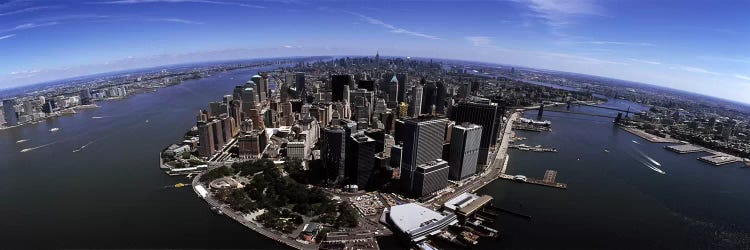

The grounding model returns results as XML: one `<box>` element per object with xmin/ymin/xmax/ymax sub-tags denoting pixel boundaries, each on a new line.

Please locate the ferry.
<box><xmin>20</xmin><ymin>148</ymin><xmax>32</xmax><ymax>153</ymax></box>
<box><xmin>513</xmin><ymin>175</ymin><xmax>527</xmax><ymax>182</ymax></box>
<box><xmin>49</xmin><ymin>128</ymin><xmax>60</xmax><ymax>132</ymax></box>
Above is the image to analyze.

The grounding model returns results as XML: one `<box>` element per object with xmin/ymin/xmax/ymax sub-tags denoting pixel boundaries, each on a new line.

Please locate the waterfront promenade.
<box><xmin>191</xmin><ymin>171</ymin><xmax>318</xmax><ymax>250</ymax></box>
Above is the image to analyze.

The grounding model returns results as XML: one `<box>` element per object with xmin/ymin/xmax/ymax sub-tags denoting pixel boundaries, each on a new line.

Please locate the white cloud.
<box><xmin>146</xmin><ymin>18</ymin><xmax>204</xmax><ymax>24</ymax></box>
<box><xmin>0</xmin><ymin>34</ymin><xmax>15</xmax><ymax>40</ymax></box>
<box><xmin>514</xmin><ymin>0</ymin><xmax>604</xmax><ymax>28</ymax></box>
<box><xmin>541</xmin><ymin>51</ymin><xmax>627</xmax><ymax>65</ymax></box>
<box><xmin>628</xmin><ymin>58</ymin><xmax>662</xmax><ymax>65</ymax></box>
<box><xmin>465</xmin><ymin>36</ymin><xmax>493</xmax><ymax>47</ymax></box>
<box><xmin>6</xmin><ymin>22</ymin><xmax>59</xmax><ymax>32</ymax></box>
<box><xmin>347</xmin><ymin>11</ymin><xmax>440</xmax><ymax>40</ymax></box>
<box><xmin>582</xmin><ymin>41</ymin><xmax>654</xmax><ymax>46</ymax></box>
<box><xmin>670</xmin><ymin>65</ymin><xmax>721</xmax><ymax>75</ymax></box>
<box><xmin>0</xmin><ymin>5</ymin><xmax>60</xmax><ymax>16</ymax></box>
<box><xmin>91</xmin><ymin>0</ymin><xmax>265</xmax><ymax>8</ymax></box>
<box><xmin>734</xmin><ymin>74</ymin><xmax>750</xmax><ymax>81</ymax></box>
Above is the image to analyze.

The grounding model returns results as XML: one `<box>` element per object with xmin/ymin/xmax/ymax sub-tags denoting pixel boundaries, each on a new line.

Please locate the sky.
<box><xmin>0</xmin><ymin>0</ymin><xmax>749</xmax><ymax>103</ymax></box>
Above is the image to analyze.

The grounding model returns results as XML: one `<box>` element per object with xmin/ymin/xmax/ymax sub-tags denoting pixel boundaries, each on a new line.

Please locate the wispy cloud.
<box><xmin>699</xmin><ymin>55</ymin><xmax>750</xmax><ymax>64</ymax></box>
<box><xmin>670</xmin><ymin>65</ymin><xmax>720</xmax><ymax>75</ymax></box>
<box><xmin>734</xmin><ymin>74</ymin><xmax>750</xmax><ymax>82</ymax></box>
<box><xmin>4</xmin><ymin>22</ymin><xmax>59</xmax><ymax>32</ymax></box>
<box><xmin>347</xmin><ymin>11</ymin><xmax>440</xmax><ymax>40</ymax></box>
<box><xmin>146</xmin><ymin>18</ymin><xmax>204</xmax><ymax>24</ymax></box>
<box><xmin>465</xmin><ymin>36</ymin><xmax>493</xmax><ymax>47</ymax></box>
<box><xmin>629</xmin><ymin>58</ymin><xmax>662</xmax><ymax>65</ymax></box>
<box><xmin>580</xmin><ymin>41</ymin><xmax>654</xmax><ymax>46</ymax></box>
<box><xmin>0</xmin><ymin>34</ymin><xmax>16</xmax><ymax>40</ymax></box>
<box><xmin>91</xmin><ymin>0</ymin><xmax>265</xmax><ymax>8</ymax></box>
<box><xmin>0</xmin><ymin>5</ymin><xmax>60</xmax><ymax>16</ymax></box>
<box><xmin>542</xmin><ymin>51</ymin><xmax>627</xmax><ymax>65</ymax></box>
<box><xmin>514</xmin><ymin>0</ymin><xmax>604</xmax><ymax>29</ymax></box>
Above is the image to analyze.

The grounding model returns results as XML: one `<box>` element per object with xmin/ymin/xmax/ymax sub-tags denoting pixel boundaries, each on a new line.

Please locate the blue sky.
<box><xmin>1</xmin><ymin>0</ymin><xmax>749</xmax><ymax>102</ymax></box>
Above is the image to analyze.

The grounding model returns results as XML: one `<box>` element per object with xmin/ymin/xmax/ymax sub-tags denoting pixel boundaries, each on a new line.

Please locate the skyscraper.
<box><xmin>322</xmin><ymin>126</ymin><xmax>347</xmax><ymax>182</ymax></box>
<box><xmin>421</xmin><ymin>79</ymin><xmax>437</xmax><ymax>115</ymax></box>
<box><xmin>451</xmin><ymin>99</ymin><xmax>502</xmax><ymax>164</ymax></box>
<box><xmin>400</xmin><ymin>117</ymin><xmax>448</xmax><ymax>196</ymax></box>
<box><xmin>331</xmin><ymin>74</ymin><xmax>352</xmax><ymax>102</ymax></box>
<box><xmin>2</xmin><ymin>99</ymin><xmax>18</xmax><ymax>126</ymax></box>
<box><xmin>435</xmin><ymin>82</ymin><xmax>447</xmax><ymax>114</ymax></box>
<box><xmin>387</xmin><ymin>75</ymin><xmax>399</xmax><ymax>108</ymax></box>
<box><xmin>413</xmin><ymin>159</ymin><xmax>450</xmax><ymax>197</ymax></box>
<box><xmin>349</xmin><ymin>132</ymin><xmax>377</xmax><ymax>189</ymax></box>
<box><xmin>448</xmin><ymin>123</ymin><xmax>482</xmax><ymax>181</ymax></box>
<box><xmin>79</xmin><ymin>89</ymin><xmax>92</xmax><ymax>105</ymax></box>
<box><xmin>396</xmin><ymin>73</ymin><xmax>407</xmax><ymax>103</ymax></box>
<box><xmin>410</xmin><ymin>84</ymin><xmax>423</xmax><ymax>118</ymax></box>
<box><xmin>295</xmin><ymin>72</ymin><xmax>305</xmax><ymax>101</ymax></box>
<box><xmin>197</xmin><ymin>120</ymin><xmax>215</xmax><ymax>157</ymax></box>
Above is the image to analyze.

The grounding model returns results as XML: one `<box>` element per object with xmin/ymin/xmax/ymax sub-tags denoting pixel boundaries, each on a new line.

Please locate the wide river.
<box><xmin>2</xmin><ymin>67</ymin><xmax>749</xmax><ymax>249</ymax></box>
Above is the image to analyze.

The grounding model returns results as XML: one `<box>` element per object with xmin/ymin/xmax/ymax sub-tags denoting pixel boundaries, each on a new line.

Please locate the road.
<box><xmin>430</xmin><ymin>112</ymin><xmax>519</xmax><ymax>207</ymax></box>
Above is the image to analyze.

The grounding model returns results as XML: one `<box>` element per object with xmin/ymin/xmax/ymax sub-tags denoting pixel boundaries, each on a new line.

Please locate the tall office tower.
<box><xmin>249</xmin><ymin>108</ymin><xmax>264</xmax><ymax>130</ymax></box>
<box><xmin>342</xmin><ymin>85</ymin><xmax>351</xmax><ymax>104</ymax></box>
<box><xmin>390</xmin><ymin>144</ymin><xmax>403</xmax><ymax>178</ymax></box>
<box><xmin>240</xmin><ymin>85</ymin><xmax>256</xmax><ymax>117</ymax></box>
<box><xmin>281</xmin><ymin>102</ymin><xmax>293</xmax><ymax>126</ymax></box>
<box><xmin>348</xmin><ymin>132</ymin><xmax>376</xmax><ymax>188</ymax></box>
<box><xmin>400</xmin><ymin>117</ymin><xmax>448</xmax><ymax>196</ymax></box>
<box><xmin>42</xmin><ymin>100</ymin><xmax>56</xmax><ymax>114</ymax></box>
<box><xmin>387</xmin><ymin>75</ymin><xmax>399</xmax><ymax>108</ymax></box>
<box><xmin>23</xmin><ymin>100</ymin><xmax>34</xmax><ymax>115</ymax></box>
<box><xmin>259</xmin><ymin>74</ymin><xmax>270</xmax><ymax>102</ymax></box>
<box><xmin>410</xmin><ymin>84</ymin><xmax>423</xmax><ymax>118</ymax></box>
<box><xmin>240</xmin><ymin>119</ymin><xmax>253</xmax><ymax>132</ymax></box>
<box><xmin>448</xmin><ymin>123</ymin><xmax>482</xmax><ymax>181</ymax></box>
<box><xmin>197</xmin><ymin>121</ymin><xmax>215</xmax><ymax>157</ymax></box>
<box><xmin>352</xmin><ymin>89</ymin><xmax>374</xmax><ymax>124</ymax></box>
<box><xmin>295</xmin><ymin>72</ymin><xmax>305</xmax><ymax>101</ymax></box>
<box><xmin>2</xmin><ymin>99</ymin><xmax>18</xmax><ymax>126</ymax></box>
<box><xmin>398</xmin><ymin>102</ymin><xmax>408</xmax><ymax>118</ymax></box>
<box><xmin>322</xmin><ymin>126</ymin><xmax>346</xmax><ymax>182</ymax></box>
<box><xmin>208</xmin><ymin>102</ymin><xmax>224</xmax><ymax>117</ymax></box>
<box><xmin>220</xmin><ymin>114</ymin><xmax>233</xmax><ymax>144</ymax></box>
<box><xmin>381</xmin><ymin>111</ymin><xmax>396</xmax><ymax>134</ymax></box>
<box><xmin>373</xmin><ymin>98</ymin><xmax>387</xmax><ymax>117</ymax></box>
<box><xmin>210</xmin><ymin>119</ymin><xmax>225</xmax><ymax>151</ymax></box>
<box><xmin>280</xmin><ymin>82</ymin><xmax>290</xmax><ymax>103</ymax></box>
<box><xmin>396</xmin><ymin>73</ymin><xmax>407</xmax><ymax>103</ymax></box>
<box><xmin>229</xmin><ymin>100</ymin><xmax>242</xmax><ymax>128</ymax></box>
<box><xmin>451</xmin><ymin>99</ymin><xmax>502</xmax><ymax>165</ymax></box>
<box><xmin>413</xmin><ymin>160</ymin><xmax>450</xmax><ymax>197</ymax></box>
<box><xmin>79</xmin><ymin>89</ymin><xmax>92</xmax><ymax>105</ymax></box>
<box><xmin>331</xmin><ymin>74</ymin><xmax>352</xmax><ymax>102</ymax></box>
<box><xmin>421</xmin><ymin>79</ymin><xmax>437</xmax><ymax>115</ymax></box>
<box><xmin>238</xmin><ymin>132</ymin><xmax>260</xmax><ymax>159</ymax></box>
<box><xmin>358</xmin><ymin>80</ymin><xmax>375</xmax><ymax>92</ymax></box>
<box><xmin>249</xmin><ymin>75</ymin><xmax>265</xmax><ymax>104</ymax></box>
<box><xmin>435</xmin><ymin>82</ymin><xmax>447</xmax><ymax>114</ymax></box>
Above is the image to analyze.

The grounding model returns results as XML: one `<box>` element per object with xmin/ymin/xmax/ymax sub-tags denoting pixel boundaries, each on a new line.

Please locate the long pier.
<box><xmin>498</xmin><ymin>172</ymin><xmax>567</xmax><ymax>189</ymax></box>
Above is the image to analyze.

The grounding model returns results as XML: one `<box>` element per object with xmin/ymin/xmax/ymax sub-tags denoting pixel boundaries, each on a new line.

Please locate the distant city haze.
<box><xmin>0</xmin><ymin>0</ymin><xmax>748</xmax><ymax>103</ymax></box>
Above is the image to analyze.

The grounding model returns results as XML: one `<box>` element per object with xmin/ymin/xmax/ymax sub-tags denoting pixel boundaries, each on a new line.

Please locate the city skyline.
<box><xmin>1</xmin><ymin>0</ymin><xmax>749</xmax><ymax>103</ymax></box>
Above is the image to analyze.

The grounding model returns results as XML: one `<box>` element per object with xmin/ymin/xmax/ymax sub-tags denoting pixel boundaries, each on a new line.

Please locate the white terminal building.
<box><xmin>385</xmin><ymin>203</ymin><xmax>458</xmax><ymax>243</ymax></box>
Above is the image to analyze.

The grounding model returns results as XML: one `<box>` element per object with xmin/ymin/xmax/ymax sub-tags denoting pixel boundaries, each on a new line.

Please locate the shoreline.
<box><xmin>191</xmin><ymin>169</ymin><xmax>318</xmax><ymax>250</ymax></box>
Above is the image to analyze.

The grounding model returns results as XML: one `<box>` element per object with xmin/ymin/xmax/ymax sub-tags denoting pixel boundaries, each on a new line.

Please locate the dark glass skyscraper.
<box><xmin>295</xmin><ymin>72</ymin><xmax>305</xmax><ymax>102</ymax></box>
<box><xmin>400</xmin><ymin>117</ymin><xmax>448</xmax><ymax>197</ymax></box>
<box><xmin>331</xmin><ymin>74</ymin><xmax>352</xmax><ymax>102</ymax></box>
<box><xmin>322</xmin><ymin>126</ymin><xmax>346</xmax><ymax>182</ymax></box>
<box><xmin>421</xmin><ymin>79</ymin><xmax>437</xmax><ymax>115</ymax></box>
<box><xmin>2</xmin><ymin>99</ymin><xmax>18</xmax><ymax>126</ymax></box>
<box><xmin>450</xmin><ymin>99</ymin><xmax>502</xmax><ymax>164</ymax></box>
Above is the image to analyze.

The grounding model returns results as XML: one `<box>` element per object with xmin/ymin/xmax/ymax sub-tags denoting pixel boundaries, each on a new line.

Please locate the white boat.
<box><xmin>49</xmin><ymin>128</ymin><xmax>60</xmax><ymax>132</ymax></box>
<box><xmin>631</xmin><ymin>140</ymin><xmax>639</xmax><ymax>144</ymax></box>
<box><xmin>603</xmin><ymin>149</ymin><xmax>610</xmax><ymax>153</ymax></box>
<box><xmin>15</xmin><ymin>139</ymin><xmax>28</xmax><ymax>143</ymax></box>
<box><xmin>513</xmin><ymin>175</ymin><xmax>528</xmax><ymax>182</ymax></box>
<box><xmin>20</xmin><ymin>148</ymin><xmax>32</xmax><ymax>153</ymax></box>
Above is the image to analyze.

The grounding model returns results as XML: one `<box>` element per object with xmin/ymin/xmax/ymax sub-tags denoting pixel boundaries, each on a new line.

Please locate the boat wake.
<box><xmin>20</xmin><ymin>142</ymin><xmax>56</xmax><ymax>153</ymax></box>
<box><xmin>72</xmin><ymin>141</ymin><xmax>95</xmax><ymax>153</ymax></box>
<box><xmin>15</xmin><ymin>139</ymin><xmax>29</xmax><ymax>144</ymax></box>
<box><xmin>632</xmin><ymin>140</ymin><xmax>640</xmax><ymax>144</ymax></box>
<box><xmin>636</xmin><ymin>149</ymin><xmax>662</xmax><ymax>166</ymax></box>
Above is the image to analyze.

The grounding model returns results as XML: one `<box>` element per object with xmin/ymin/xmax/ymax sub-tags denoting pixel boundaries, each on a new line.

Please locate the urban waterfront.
<box><xmin>0</xmin><ymin>66</ymin><xmax>285</xmax><ymax>249</ymax></box>
<box><xmin>3</xmin><ymin>67</ymin><xmax>750</xmax><ymax>249</ymax></box>
<box><xmin>477</xmin><ymin>100</ymin><xmax>750</xmax><ymax>249</ymax></box>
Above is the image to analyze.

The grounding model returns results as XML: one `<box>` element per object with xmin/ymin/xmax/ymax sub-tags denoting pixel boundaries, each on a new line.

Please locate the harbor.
<box><xmin>509</xmin><ymin>143</ymin><xmax>557</xmax><ymax>153</ymax></box>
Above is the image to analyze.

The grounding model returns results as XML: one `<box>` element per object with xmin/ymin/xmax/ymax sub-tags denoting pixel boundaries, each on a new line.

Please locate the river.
<box><xmin>3</xmin><ymin>66</ymin><xmax>750</xmax><ymax>249</ymax></box>
<box><xmin>0</xmin><ymin>66</ymin><xmax>286</xmax><ymax>249</ymax></box>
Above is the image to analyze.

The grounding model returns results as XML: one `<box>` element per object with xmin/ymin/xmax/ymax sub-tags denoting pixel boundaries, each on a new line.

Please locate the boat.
<box><xmin>20</xmin><ymin>148</ymin><xmax>32</xmax><ymax>153</ymax></box>
<box><xmin>49</xmin><ymin>128</ymin><xmax>60</xmax><ymax>132</ymax></box>
<box><xmin>632</xmin><ymin>140</ymin><xmax>639</xmax><ymax>144</ymax></box>
<box><xmin>174</xmin><ymin>183</ymin><xmax>188</xmax><ymax>188</ymax></box>
<box><xmin>513</xmin><ymin>175</ymin><xmax>527</xmax><ymax>182</ymax></box>
<box><xmin>145</xmin><ymin>120</ymin><xmax>149</xmax><ymax>123</ymax></box>
<box><xmin>15</xmin><ymin>139</ymin><xmax>28</xmax><ymax>143</ymax></box>
<box><xmin>603</xmin><ymin>149</ymin><xmax>610</xmax><ymax>153</ymax></box>
<box><xmin>210</xmin><ymin>206</ymin><xmax>224</xmax><ymax>215</ymax></box>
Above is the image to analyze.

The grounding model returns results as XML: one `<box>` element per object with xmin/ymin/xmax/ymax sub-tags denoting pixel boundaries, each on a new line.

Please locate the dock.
<box><xmin>619</xmin><ymin>126</ymin><xmax>681</xmax><ymax>143</ymax></box>
<box><xmin>499</xmin><ymin>171</ymin><xmax>567</xmax><ymax>189</ymax></box>
<box><xmin>665</xmin><ymin>144</ymin><xmax>704</xmax><ymax>153</ymax></box>
<box><xmin>509</xmin><ymin>144</ymin><xmax>557</xmax><ymax>153</ymax></box>
<box><xmin>664</xmin><ymin>144</ymin><xmax>744</xmax><ymax>166</ymax></box>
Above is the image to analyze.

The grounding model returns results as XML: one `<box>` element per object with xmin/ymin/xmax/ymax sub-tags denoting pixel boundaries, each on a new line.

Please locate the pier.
<box><xmin>664</xmin><ymin>144</ymin><xmax>744</xmax><ymax>166</ymax></box>
<box><xmin>509</xmin><ymin>144</ymin><xmax>557</xmax><ymax>153</ymax></box>
<box><xmin>498</xmin><ymin>171</ymin><xmax>567</xmax><ymax>189</ymax></box>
